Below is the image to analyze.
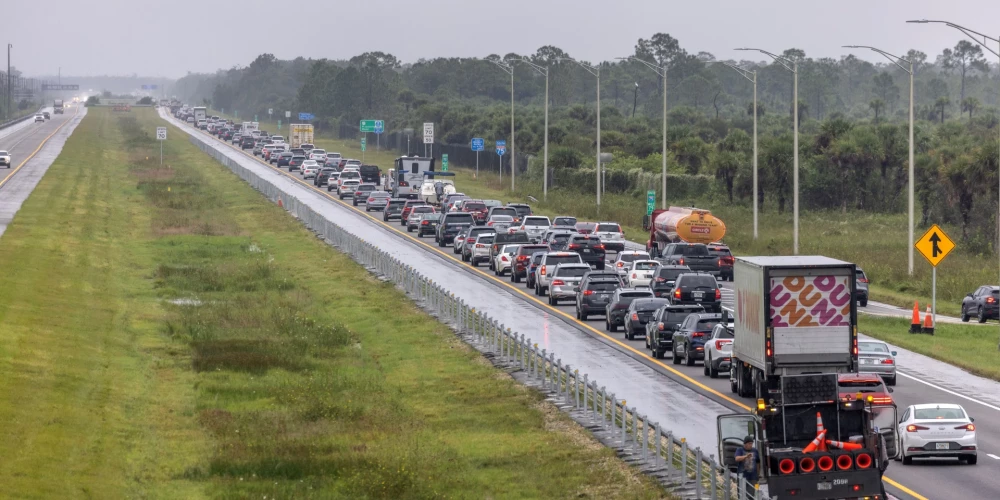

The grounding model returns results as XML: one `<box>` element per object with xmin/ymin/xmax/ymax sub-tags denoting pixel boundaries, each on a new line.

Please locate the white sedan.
<box><xmin>493</xmin><ymin>244</ymin><xmax>521</xmax><ymax>276</ymax></box>
<box><xmin>626</xmin><ymin>260</ymin><xmax>660</xmax><ymax>287</ymax></box>
<box><xmin>897</xmin><ymin>403</ymin><xmax>977</xmax><ymax>465</ymax></box>
<box><xmin>301</xmin><ymin>160</ymin><xmax>320</xmax><ymax>179</ymax></box>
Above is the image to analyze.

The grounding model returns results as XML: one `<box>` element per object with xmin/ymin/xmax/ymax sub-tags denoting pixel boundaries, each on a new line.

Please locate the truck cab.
<box><xmin>718</xmin><ymin>373</ymin><xmax>894</xmax><ymax>500</ymax></box>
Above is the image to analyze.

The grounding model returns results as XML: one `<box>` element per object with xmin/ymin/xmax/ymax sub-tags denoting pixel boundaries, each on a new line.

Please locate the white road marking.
<box><xmin>897</xmin><ymin>371</ymin><xmax>1000</xmax><ymax>412</ymax></box>
<box><xmin>987</xmin><ymin>454</ymin><xmax>1000</xmax><ymax>460</ymax></box>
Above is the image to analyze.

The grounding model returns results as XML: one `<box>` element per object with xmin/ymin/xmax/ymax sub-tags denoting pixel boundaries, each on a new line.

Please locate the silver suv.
<box><xmin>534</xmin><ymin>252</ymin><xmax>585</xmax><ymax>296</ymax></box>
<box><xmin>547</xmin><ymin>264</ymin><xmax>592</xmax><ymax>306</ymax></box>
<box><xmin>594</xmin><ymin>222</ymin><xmax>626</xmax><ymax>252</ymax></box>
<box><xmin>517</xmin><ymin>216</ymin><xmax>552</xmax><ymax>243</ymax></box>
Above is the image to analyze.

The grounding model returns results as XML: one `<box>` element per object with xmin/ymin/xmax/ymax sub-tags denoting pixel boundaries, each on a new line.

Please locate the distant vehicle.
<box><xmin>416</xmin><ymin>213</ymin><xmax>444</xmax><ymax>237</ymax></box>
<box><xmin>492</xmin><ymin>244</ymin><xmax>521</xmax><ymax>276</ymax></box>
<box><xmin>435</xmin><ymin>212</ymin><xmax>475</xmax><ymax>247</ymax></box>
<box><xmin>393</xmin><ymin>156</ymin><xmax>435</xmax><ymax>199</ymax></box>
<box><xmin>0</xmin><ymin>150</ymin><xmax>10</xmax><ymax>168</ymax></box>
<box><xmin>613</xmin><ymin>250</ymin><xmax>651</xmax><ymax>276</ymax></box>
<box><xmin>301</xmin><ymin>160</ymin><xmax>320</xmax><ymax>179</ymax></box>
<box><xmin>594</xmin><ymin>222</ymin><xmax>626</xmax><ymax>252</ymax></box>
<box><xmin>668</xmin><ymin>272</ymin><xmax>721</xmax><ymax>312</ymax></box>
<box><xmin>459</xmin><ymin>227</ymin><xmax>499</xmax><ymax>261</ymax></box>
<box><xmin>364</xmin><ymin>191</ymin><xmax>391</xmax><ymax>212</ymax></box>
<box><xmin>961</xmin><ymin>285</ymin><xmax>999</xmax><ymax>323</ymax></box>
<box><xmin>316</xmin><ymin>168</ymin><xmax>336</xmax><ymax>187</ymax></box>
<box><xmin>489</xmin><ymin>232</ymin><xmax>531</xmax><ymax>271</ymax></box>
<box><xmin>643</xmin><ymin>206</ymin><xmax>726</xmax><ymax>257</ymax></box>
<box><xmin>240</xmin><ymin>136</ymin><xmax>255</xmax><ymax>150</ymax></box>
<box><xmin>651</xmin><ymin>265</ymin><xmax>691</xmax><ymax>298</ymax></box>
<box><xmin>657</xmin><ymin>243</ymin><xmax>721</xmax><ymax>277</ymax></box>
<box><xmin>338</xmin><ymin>179</ymin><xmax>361</xmax><ymax>199</ymax></box>
<box><xmin>566</xmin><ymin>235</ymin><xmax>606</xmax><ymax>269</ymax></box>
<box><xmin>468</xmin><ymin>233</ymin><xmax>496</xmax><ymax>267</ymax></box>
<box><xmin>645</xmin><ymin>304</ymin><xmax>705</xmax><ymax>359</ymax></box>
<box><xmin>516</xmin><ymin>216</ymin><xmax>552</xmax><ymax>243</ymax></box>
<box><xmin>53</xmin><ymin>99</ymin><xmax>64</xmax><ymax>114</ymax></box>
<box><xmin>623</xmin><ymin>297</ymin><xmax>669</xmax><ymax>340</ymax></box>
<box><xmin>288</xmin><ymin>155</ymin><xmax>306</xmax><ymax>171</ymax></box>
<box><xmin>575</xmin><ymin>222</ymin><xmax>597</xmax><ymax>234</ymax></box>
<box><xmin>857</xmin><ymin>340</ymin><xmax>897</xmax><ymax>386</ymax></box>
<box><xmin>534</xmin><ymin>252</ymin><xmax>584</xmax><ymax>296</ymax></box>
<box><xmin>351</xmin><ymin>184</ymin><xmax>377</xmax><ymax>206</ymax></box>
<box><xmin>707</xmin><ymin>244</ymin><xmax>735</xmax><ymax>281</ymax></box>
<box><xmin>509</xmin><ymin>244</ymin><xmax>548</xmax><ymax>283</ymax></box>
<box><xmin>192</xmin><ymin>106</ymin><xmax>207</xmax><ymax>125</ymax></box>
<box><xmin>486</xmin><ymin>214</ymin><xmax>515</xmax><ymax>232</ymax></box>
<box><xmin>290</xmin><ymin>124</ymin><xmax>314</xmax><ymax>148</ymax></box>
<box><xmin>575</xmin><ymin>271</ymin><xmax>624</xmax><ymax>320</ymax></box>
<box><xmin>359</xmin><ymin>164</ymin><xmax>381</xmax><ymax>184</ymax></box>
<box><xmin>703</xmin><ymin>321</ymin><xmax>735</xmax><ymax>378</ymax></box>
<box><xmin>552</xmin><ymin>216</ymin><xmax>578</xmax><ymax>230</ymax></box>
<box><xmin>399</xmin><ymin>200</ymin><xmax>429</xmax><ymax>226</ymax></box>
<box><xmin>276</xmin><ymin>152</ymin><xmax>294</xmax><ymax>167</ymax></box>
<box><xmin>34</xmin><ymin>114</ymin><xmax>45</xmax><ymax>123</ymax></box>
<box><xmin>605</xmin><ymin>288</ymin><xmax>656</xmax><ymax>333</ymax></box>
<box><xmin>897</xmin><ymin>403</ymin><xmax>977</xmax><ymax>465</ymax></box>
<box><xmin>625</xmin><ymin>260</ymin><xmax>660</xmax><ymax>288</ymax></box>
<box><xmin>856</xmin><ymin>266</ymin><xmax>870</xmax><ymax>307</ymax></box>
<box><xmin>42</xmin><ymin>111</ymin><xmax>50</xmax><ymax>119</ymax></box>
<box><xmin>406</xmin><ymin>206</ymin><xmax>437</xmax><ymax>232</ymax></box>
<box><xmin>308</xmin><ymin>149</ymin><xmax>328</xmax><ymax>164</ymax></box>
<box><xmin>671</xmin><ymin>312</ymin><xmax>723</xmax><ymax>366</ymax></box>
<box><xmin>420</xmin><ymin>172</ymin><xmax>457</xmax><ymax>205</ymax></box>
<box><xmin>507</xmin><ymin>203</ymin><xmax>532</xmax><ymax>223</ymax></box>
<box><xmin>837</xmin><ymin>373</ymin><xmax>893</xmax><ymax>406</ymax></box>
<box><xmin>382</xmin><ymin>198</ymin><xmax>407</xmax><ymax>221</ymax></box>
<box><xmin>546</xmin><ymin>264</ymin><xmax>591</xmax><ymax>305</ymax></box>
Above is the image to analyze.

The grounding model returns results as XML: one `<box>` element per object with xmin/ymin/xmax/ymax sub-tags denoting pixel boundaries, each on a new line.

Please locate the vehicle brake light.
<box><xmin>631</xmin><ymin>273</ymin><xmax>637</xmax><ymax>279</ymax></box>
<box><xmin>719</xmin><ymin>259</ymin><xmax>724</xmax><ymax>267</ymax></box>
<box><xmin>957</xmin><ymin>424</ymin><xmax>976</xmax><ymax>431</ymax></box>
<box><xmin>859</xmin><ymin>278</ymin><xmax>869</xmax><ymax>283</ymax></box>
<box><xmin>715</xmin><ymin>289</ymin><xmax>721</xmax><ymax>300</ymax></box>
<box><xmin>476</xmin><ymin>244</ymin><xmax>485</xmax><ymax>249</ymax></box>
<box><xmin>692</xmin><ymin>332</ymin><xmax>705</xmax><ymax>338</ymax></box>
<box><xmin>517</xmin><ymin>255</ymin><xmax>529</xmax><ymax>262</ymax></box>
<box><xmin>678</xmin><ymin>258</ymin><xmax>685</xmax><ymax>265</ymax></box>
<box><xmin>551</xmin><ymin>279</ymin><xmax>565</xmax><ymax>286</ymax></box>
<box><xmin>853</xmin><ymin>337</ymin><xmax>858</xmax><ymax>356</ymax></box>
<box><xmin>568</xmin><ymin>243</ymin><xmax>581</xmax><ymax>250</ymax></box>
<box><xmin>501</xmin><ymin>256</ymin><xmax>509</xmax><ymax>262</ymax></box>
<box><xmin>766</xmin><ymin>339</ymin><xmax>772</xmax><ymax>357</ymax></box>
<box><xmin>674</xmin><ymin>289</ymin><xmax>681</xmax><ymax>299</ymax></box>
<box><xmin>881</xmin><ymin>358</ymin><xmax>894</xmax><ymax>364</ymax></box>
<box><xmin>399</xmin><ymin>181</ymin><xmax>408</xmax><ymax>186</ymax></box>
<box><xmin>617</xmin><ymin>262</ymin><xmax>624</xmax><ymax>268</ymax></box>
<box><xmin>368</xmin><ymin>198</ymin><xmax>375</xmax><ymax>202</ymax></box>
<box><xmin>714</xmin><ymin>340</ymin><xmax>731</xmax><ymax>350</ymax></box>
<box><xmin>988</xmin><ymin>297</ymin><xmax>997</xmax><ymax>304</ymax></box>
<box><xmin>595</xmin><ymin>244</ymin><xmax>605</xmax><ymax>250</ymax></box>
<box><xmin>631</xmin><ymin>313</ymin><xmax>639</xmax><ymax>321</ymax></box>
<box><xmin>906</xmin><ymin>425</ymin><xmax>929</xmax><ymax>432</ymax></box>
<box><xmin>421</xmin><ymin>221</ymin><xmax>429</xmax><ymax>225</ymax></box>
<box><xmin>540</xmin><ymin>266</ymin><xmax>546</xmax><ymax>275</ymax></box>
<box><xmin>583</xmin><ymin>290</ymin><xmax>594</xmax><ymax>296</ymax></box>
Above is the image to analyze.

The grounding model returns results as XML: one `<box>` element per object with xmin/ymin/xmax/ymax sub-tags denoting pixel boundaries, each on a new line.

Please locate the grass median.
<box><xmin>0</xmin><ymin>107</ymin><xmax>668</xmax><ymax>498</ymax></box>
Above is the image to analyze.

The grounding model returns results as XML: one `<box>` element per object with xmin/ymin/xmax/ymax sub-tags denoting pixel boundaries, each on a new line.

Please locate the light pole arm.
<box><xmin>514</xmin><ymin>58</ymin><xmax>547</xmax><ymax>76</ymax></box>
<box><xmin>736</xmin><ymin>48</ymin><xmax>796</xmax><ymax>73</ymax></box>
<box><xmin>843</xmin><ymin>45</ymin><xmax>911</xmax><ymax>74</ymax></box>
<box><xmin>557</xmin><ymin>57</ymin><xmax>599</xmax><ymax>77</ymax></box>
<box><xmin>486</xmin><ymin>58</ymin><xmax>513</xmax><ymax>75</ymax></box>
<box><xmin>618</xmin><ymin>56</ymin><xmax>665</xmax><ymax>78</ymax></box>
<box><xmin>908</xmin><ymin>20</ymin><xmax>1000</xmax><ymax>57</ymax></box>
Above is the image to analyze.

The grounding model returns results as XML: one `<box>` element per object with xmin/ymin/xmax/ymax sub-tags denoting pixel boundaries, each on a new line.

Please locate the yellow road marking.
<box><xmin>0</xmin><ymin>108</ymin><xmax>78</xmax><ymax>190</ymax></box>
<box><xmin>187</xmin><ymin>119</ymin><xmax>924</xmax><ymax>500</ymax></box>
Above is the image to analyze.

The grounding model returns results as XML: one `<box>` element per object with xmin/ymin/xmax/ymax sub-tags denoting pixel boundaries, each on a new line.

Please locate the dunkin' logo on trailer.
<box><xmin>770</xmin><ymin>276</ymin><xmax>851</xmax><ymax>327</ymax></box>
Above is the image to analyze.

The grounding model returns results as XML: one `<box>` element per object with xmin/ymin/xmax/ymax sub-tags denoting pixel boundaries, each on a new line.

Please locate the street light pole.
<box><xmin>6</xmin><ymin>44</ymin><xmax>11</xmax><ymax>122</ymax></box>
<box><xmin>737</xmin><ymin>48</ymin><xmax>799</xmax><ymax>252</ymax></box>
<box><xmin>487</xmin><ymin>58</ymin><xmax>515</xmax><ymax>191</ymax></box>
<box><xmin>515</xmin><ymin>59</ymin><xmax>549</xmax><ymax>201</ymax></box>
<box><xmin>715</xmin><ymin>62</ymin><xmax>759</xmax><ymax>239</ymax></box>
<box><xmin>844</xmin><ymin>46</ymin><xmax>914</xmax><ymax>275</ymax></box>
<box><xmin>559</xmin><ymin>58</ymin><xmax>602</xmax><ymax>207</ymax></box>
<box><xmin>618</xmin><ymin>56</ymin><xmax>668</xmax><ymax>210</ymax></box>
<box><xmin>908</xmin><ymin>20</ymin><xmax>1000</xmax><ymax>347</ymax></box>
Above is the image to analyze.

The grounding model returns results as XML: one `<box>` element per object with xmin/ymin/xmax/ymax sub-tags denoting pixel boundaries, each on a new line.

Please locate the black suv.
<box><xmin>383</xmin><ymin>198</ymin><xmax>407</xmax><ymax>222</ymax></box>
<box><xmin>669</xmin><ymin>272</ymin><xmax>721</xmax><ymax>312</ymax></box>
<box><xmin>288</xmin><ymin>156</ymin><xmax>306</xmax><ymax>172</ymax></box>
<box><xmin>707</xmin><ymin>244</ymin><xmax>735</xmax><ymax>281</ymax></box>
<box><xmin>651</xmin><ymin>265</ymin><xmax>691</xmax><ymax>298</ymax></box>
<box><xmin>511</xmin><ymin>244</ymin><xmax>549</xmax><ymax>283</ymax></box>
<box><xmin>606</xmin><ymin>288</ymin><xmax>656</xmax><ymax>333</ymax></box>
<box><xmin>435</xmin><ymin>212</ymin><xmax>475</xmax><ymax>247</ymax></box>
<box><xmin>575</xmin><ymin>271</ymin><xmax>623</xmax><ymax>320</ymax></box>
<box><xmin>566</xmin><ymin>235</ymin><xmax>606</xmax><ymax>269</ymax></box>
<box><xmin>490</xmin><ymin>232</ymin><xmax>531</xmax><ymax>271</ymax></box>
<box><xmin>276</xmin><ymin>152</ymin><xmax>293</xmax><ymax>167</ymax></box>
<box><xmin>315</xmin><ymin>168</ymin><xmax>336</xmax><ymax>187</ymax></box>
<box><xmin>671</xmin><ymin>312</ymin><xmax>723</xmax><ymax>366</ymax></box>
<box><xmin>645</xmin><ymin>304</ymin><xmax>705</xmax><ymax>359</ymax></box>
<box><xmin>624</xmin><ymin>298</ymin><xmax>670</xmax><ymax>340</ymax></box>
<box><xmin>657</xmin><ymin>243</ymin><xmax>720</xmax><ymax>276</ymax></box>
<box><xmin>961</xmin><ymin>285</ymin><xmax>1000</xmax><ymax>323</ymax></box>
<box><xmin>240</xmin><ymin>136</ymin><xmax>255</xmax><ymax>150</ymax></box>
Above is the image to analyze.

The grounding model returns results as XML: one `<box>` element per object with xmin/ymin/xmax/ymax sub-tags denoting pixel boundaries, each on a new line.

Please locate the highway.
<box><xmin>0</xmin><ymin>106</ymin><xmax>85</xmax><ymax>238</ymax></box>
<box><xmin>165</xmin><ymin>109</ymin><xmax>1000</xmax><ymax>500</ymax></box>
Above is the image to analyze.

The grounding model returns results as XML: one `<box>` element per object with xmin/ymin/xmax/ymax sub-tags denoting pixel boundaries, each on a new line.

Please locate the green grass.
<box><xmin>0</xmin><ymin>106</ymin><xmax>670</xmax><ymax>497</ymax></box>
<box><xmin>859</xmin><ymin>316</ymin><xmax>1000</xmax><ymax>381</ymax></box>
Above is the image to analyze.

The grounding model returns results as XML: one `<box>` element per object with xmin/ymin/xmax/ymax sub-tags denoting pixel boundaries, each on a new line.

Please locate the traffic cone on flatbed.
<box><xmin>922</xmin><ymin>305</ymin><xmax>934</xmax><ymax>335</ymax></box>
<box><xmin>802</xmin><ymin>430</ymin><xmax>826</xmax><ymax>453</ymax></box>
<box><xmin>909</xmin><ymin>301</ymin><xmax>921</xmax><ymax>333</ymax></box>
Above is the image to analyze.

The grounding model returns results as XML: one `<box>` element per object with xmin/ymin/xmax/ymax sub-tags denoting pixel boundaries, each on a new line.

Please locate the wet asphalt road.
<box><xmin>0</xmin><ymin>107</ymin><xmax>85</xmax><ymax>238</ymax></box>
<box><xmin>167</xmin><ymin>109</ymin><xmax>1000</xmax><ymax>500</ymax></box>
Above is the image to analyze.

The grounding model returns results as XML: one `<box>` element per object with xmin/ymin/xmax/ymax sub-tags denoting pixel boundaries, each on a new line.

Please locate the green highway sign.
<box><xmin>646</xmin><ymin>190</ymin><xmax>656</xmax><ymax>216</ymax></box>
<box><xmin>360</xmin><ymin>120</ymin><xmax>376</xmax><ymax>133</ymax></box>
<box><xmin>360</xmin><ymin>137</ymin><xmax>367</xmax><ymax>152</ymax></box>
<box><xmin>278</xmin><ymin>120</ymin><xmax>281</xmax><ymax>130</ymax></box>
<box><xmin>442</xmin><ymin>154</ymin><xmax>449</xmax><ymax>172</ymax></box>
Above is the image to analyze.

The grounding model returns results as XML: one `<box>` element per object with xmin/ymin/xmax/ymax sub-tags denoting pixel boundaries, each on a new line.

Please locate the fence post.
<box><xmin>621</xmin><ymin>402</ymin><xmax>627</xmax><ymax>445</ymax></box>
<box><xmin>641</xmin><ymin>414</ymin><xmax>648</xmax><ymax>459</ymax></box>
<box><xmin>540</xmin><ymin>349</ymin><xmax>547</xmax><ymax>388</ymax></box>
<box><xmin>710</xmin><ymin>455</ymin><xmax>719</xmax><ymax>500</ymax></box>
<box><xmin>582</xmin><ymin>374</ymin><xmax>588</xmax><ymax>416</ymax></box>
<box><xmin>666</xmin><ymin>432</ymin><xmax>673</xmax><ymax>472</ymax></box>
<box><xmin>574</xmin><ymin>370</ymin><xmax>580</xmax><ymax>408</ymax></box>
<box><xmin>695</xmin><ymin>447</ymin><xmax>703</xmax><ymax>498</ymax></box>
<box><xmin>654</xmin><ymin>423</ymin><xmax>661</xmax><ymax>468</ymax></box>
<box><xmin>556</xmin><ymin>358</ymin><xmax>563</xmax><ymax>395</ymax></box>
<box><xmin>681</xmin><ymin>438</ymin><xmax>689</xmax><ymax>478</ymax></box>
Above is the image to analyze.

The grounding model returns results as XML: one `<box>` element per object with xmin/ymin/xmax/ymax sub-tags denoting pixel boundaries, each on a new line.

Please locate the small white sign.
<box><xmin>156</xmin><ymin>127</ymin><xmax>167</xmax><ymax>140</ymax></box>
<box><xmin>285</xmin><ymin>111</ymin><xmax>291</xmax><ymax>118</ymax></box>
<box><xmin>423</xmin><ymin>122</ymin><xmax>434</xmax><ymax>144</ymax></box>
<box><xmin>268</xmin><ymin>108</ymin><xmax>273</xmax><ymax>115</ymax></box>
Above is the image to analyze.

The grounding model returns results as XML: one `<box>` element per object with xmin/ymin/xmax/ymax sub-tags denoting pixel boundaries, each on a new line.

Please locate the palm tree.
<box><xmin>961</xmin><ymin>97</ymin><xmax>980</xmax><ymax>120</ymax></box>
<box><xmin>868</xmin><ymin>99</ymin><xmax>886</xmax><ymax>121</ymax></box>
<box><xmin>935</xmin><ymin>96</ymin><xmax>951</xmax><ymax>124</ymax></box>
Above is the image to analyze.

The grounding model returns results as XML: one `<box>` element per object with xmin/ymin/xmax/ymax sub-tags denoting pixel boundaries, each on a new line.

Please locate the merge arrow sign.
<box><xmin>915</xmin><ymin>224</ymin><xmax>955</xmax><ymax>267</ymax></box>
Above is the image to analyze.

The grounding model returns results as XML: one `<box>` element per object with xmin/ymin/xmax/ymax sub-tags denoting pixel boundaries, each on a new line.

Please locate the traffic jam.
<box><xmin>173</xmin><ymin>105</ymin><xmax>984</xmax><ymax>500</ymax></box>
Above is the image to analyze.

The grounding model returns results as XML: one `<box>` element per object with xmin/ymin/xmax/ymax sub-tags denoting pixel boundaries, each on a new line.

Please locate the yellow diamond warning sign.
<box><xmin>915</xmin><ymin>224</ymin><xmax>955</xmax><ymax>267</ymax></box>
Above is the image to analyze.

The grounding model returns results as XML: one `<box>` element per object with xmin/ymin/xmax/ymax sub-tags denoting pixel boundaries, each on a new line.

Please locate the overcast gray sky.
<box><xmin>8</xmin><ymin>0</ymin><xmax>1000</xmax><ymax>78</ymax></box>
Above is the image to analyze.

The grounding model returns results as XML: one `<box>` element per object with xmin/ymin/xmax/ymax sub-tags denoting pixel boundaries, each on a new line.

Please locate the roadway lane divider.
<box><xmin>173</xmin><ymin>115</ymin><xmax>927</xmax><ymax>500</ymax></box>
<box><xmin>0</xmin><ymin>108</ymin><xmax>79</xmax><ymax>190</ymax></box>
<box><xmin>177</xmin><ymin>121</ymin><xmax>751</xmax><ymax>499</ymax></box>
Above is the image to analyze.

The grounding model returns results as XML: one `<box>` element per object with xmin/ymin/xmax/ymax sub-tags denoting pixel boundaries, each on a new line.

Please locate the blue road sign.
<box><xmin>496</xmin><ymin>140</ymin><xmax>506</xmax><ymax>156</ymax></box>
<box><xmin>471</xmin><ymin>138</ymin><xmax>484</xmax><ymax>151</ymax></box>
<box><xmin>298</xmin><ymin>112</ymin><xmax>315</xmax><ymax>120</ymax></box>
<box><xmin>374</xmin><ymin>120</ymin><xmax>384</xmax><ymax>134</ymax></box>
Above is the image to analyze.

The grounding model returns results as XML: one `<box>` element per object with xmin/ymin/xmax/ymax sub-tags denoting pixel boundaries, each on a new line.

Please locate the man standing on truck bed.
<box><xmin>734</xmin><ymin>436</ymin><xmax>759</xmax><ymax>486</ymax></box>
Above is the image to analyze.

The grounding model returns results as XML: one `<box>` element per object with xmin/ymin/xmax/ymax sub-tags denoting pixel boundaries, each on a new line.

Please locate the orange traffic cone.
<box><xmin>802</xmin><ymin>430</ymin><xmax>826</xmax><ymax>453</ymax></box>
<box><xmin>815</xmin><ymin>412</ymin><xmax>828</xmax><ymax>451</ymax></box>
<box><xmin>923</xmin><ymin>305</ymin><xmax>934</xmax><ymax>335</ymax></box>
<box><xmin>826</xmin><ymin>439</ymin><xmax>863</xmax><ymax>451</ymax></box>
<box><xmin>910</xmin><ymin>301</ymin><xmax>921</xmax><ymax>333</ymax></box>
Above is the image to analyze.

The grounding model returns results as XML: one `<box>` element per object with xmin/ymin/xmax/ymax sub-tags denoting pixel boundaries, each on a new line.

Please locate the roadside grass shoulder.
<box><xmin>860</xmin><ymin>316</ymin><xmax>1000</xmax><ymax>382</ymax></box>
<box><xmin>155</xmin><ymin>109</ymin><xmax>669</xmax><ymax>497</ymax></box>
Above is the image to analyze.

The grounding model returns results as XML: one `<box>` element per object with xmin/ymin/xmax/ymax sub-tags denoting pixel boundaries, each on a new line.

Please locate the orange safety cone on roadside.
<box><xmin>815</xmin><ymin>412</ymin><xmax>828</xmax><ymax>451</ymax></box>
<box><xmin>826</xmin><ymin>439</ymin><xmax>863</xmax><ymax>451</ymax></box>
<box><xmin>923</xmin><ymin>305</ymin><xmax>934</xmax><ymax>335</ymax></box>
<box><xmin>802</xmin><ymin>430</ymin><xmax>826</xmax><ymax>453</ymax></box>
<box><xmin>910</xmin><ymin>301</ymin><xmax>922</xmax><ymax>333</ymax></box>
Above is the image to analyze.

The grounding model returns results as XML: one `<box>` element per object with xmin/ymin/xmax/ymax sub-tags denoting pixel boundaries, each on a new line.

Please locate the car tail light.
<box><xmin>692</xmin><ymin>332</ymin><xmax>705</xmax><ymax>338</ymax></box>
<box><xmin>631</xmin><ymin>313</ymin><xmax>639</xmax><ymax>321</ymax></box>
<box><xmin>678</xmin><ymin>258</ymin><xmax>685</xmax><ymax>266</ymax></box>
<box><xmin>540</xmin><ymin>266</ymin><xmax>547</xmax><ymax>275</ymax></box>
<box><xmin>906</xmin><ymin>425</ymin><xmax>929</xmax><ymax>432</ymax></box>
<box><xmin>368</xmin><ymin>197</ymin><xmax>375</xmax><ymax>202</ymax></box>
<box><xmin>719</xmin><ymin>259</ymin><xmax>724</xmax><ymax>267</ymax></box>
<box><xmin>858</xmin><ymin>278</ymin><xmax>869</xmax><ymax>283</ymax></box>
<box><xmin>516</xmin><ymin>255</ymin><xmax>529</xmax><ymax>262</ymax></box>
<box><xmin>988</xmin><ymin>297</ymin><xmax>997</xmax><ymax>304</ymax></box>
<box><xmin>501</xmin><ymin>255</ymin><xmax>509</xmax><ymax>262</ymax></box>
<box><xmin>766</xmin><ymin>339</ymin><xmax>772</xmax><ymax>357</ymax></box>
<box><xmin>616</xmin><ymin>262</ymin><xmax>624</xmax><ymax>268</ymax></box>
<box><xmin>595</xmin><ymin>244</ymin><xmax>605</xmax><ymax>250</ymax></box>
<box><xmin>881</xmin><ymin>358</ymin><xmax>894</xmax><ymax>364</ymax></box>
<box><xmin>631</xmin><ymin>273</ymin><xmax>637</xmax><ymax>280</ymax></box>
<box><xmin>957</xmin><ymin>424</ymin><xmax>976</xmax><ymax>431</ymax></box>
<box><xmin>475</xmin><ymin>244</ymin><xmax>485</xmax><ymax>249</ymax></box>
<box><xmin>552</xmin><ymin>279</ymin><xmax>565</xmax><ymax>286</ymax></box>
<box><xmin>674</xmin><ymin>289</ymin><xmax>681</xmax><ymax>299</ymax></box>
<box><xmin>714</xmin><ymin>340</ymin><xmax>731</xmax><ymax>350</ymax></box>
<box><xmin>399</xmin><ymin>181</ymin><xmax>408</xmax><ymax>186</ymax></box>
<box><xmin>715</xmin><ymin>289</ymin><xmax>721</xmax><ymax>300</ymax></box>
<box><xmin>421</xmin><ymin>220</ymin><xmax>429</xmax><ymax>225</ymax></box>
<box><xmin>487</xmin><ymin>221</ymin><xmax>494</xmax><ymax>226</ymax></box>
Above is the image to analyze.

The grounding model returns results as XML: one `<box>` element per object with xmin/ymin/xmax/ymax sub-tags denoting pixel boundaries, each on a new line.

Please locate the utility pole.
<box><xmin>515</xmin><ymin>59</ymin><xmax>549</xmax><ymax>200</ymax></box>
<box><xmin>6</xmin><ymin>44</ymin><xmax>11</xmax><ymax>122</ymax></box>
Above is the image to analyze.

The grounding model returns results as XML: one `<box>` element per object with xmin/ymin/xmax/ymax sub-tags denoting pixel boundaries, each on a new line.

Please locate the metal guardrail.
<box><xmin>184</xmin><ymin>131</ymin><xmax>764</xmax><ymax>500</ymax></box>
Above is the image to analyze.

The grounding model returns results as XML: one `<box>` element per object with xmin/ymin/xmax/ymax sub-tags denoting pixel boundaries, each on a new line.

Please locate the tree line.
<box><xmin>171</xmin><ymin>33</ymin><xmax>1000</xmax><ymax>251</ymax></box>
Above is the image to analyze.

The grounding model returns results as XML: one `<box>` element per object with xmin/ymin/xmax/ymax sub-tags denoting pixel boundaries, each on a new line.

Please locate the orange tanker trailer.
<box><xmin>642</xmin><ymin>206</ymin><xmax>727</xmax><ymax>257</ymax></box>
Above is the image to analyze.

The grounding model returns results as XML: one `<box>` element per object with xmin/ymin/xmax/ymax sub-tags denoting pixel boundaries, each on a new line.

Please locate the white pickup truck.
<box><xmin>0</xmin><ymin>150</ymin><xmax>10</xmax><ymax>168</ymax></box>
